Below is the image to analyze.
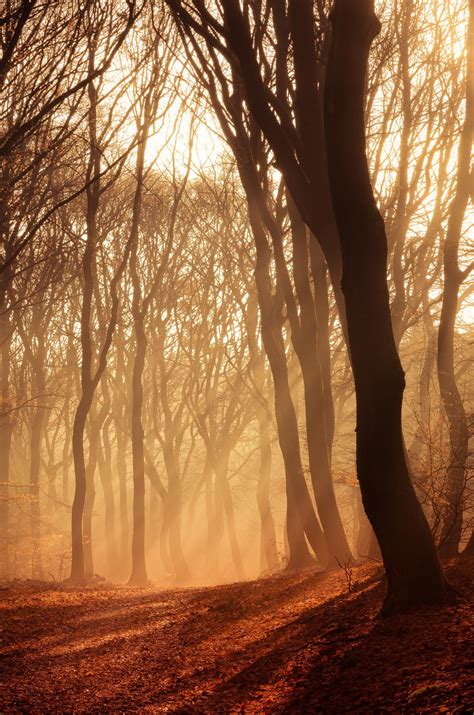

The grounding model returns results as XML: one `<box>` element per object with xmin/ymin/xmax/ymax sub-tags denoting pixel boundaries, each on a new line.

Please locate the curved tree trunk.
<box><xmin>324</xmin><ymin>0</ymin><xmax>447</xmax><ymax>613</ymax></box>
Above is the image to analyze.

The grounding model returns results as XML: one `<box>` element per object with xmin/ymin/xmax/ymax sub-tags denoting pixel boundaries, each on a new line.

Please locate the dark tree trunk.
<box><xmin>324</xmin><ymin>0</ymin><xmax>447</xmax><ymax>613</ymax></box>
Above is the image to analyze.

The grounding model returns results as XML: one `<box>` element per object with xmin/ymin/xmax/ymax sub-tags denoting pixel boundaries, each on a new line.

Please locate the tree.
<box><xmin>166</xmin><ymin>0</ymin><xmax>449</xmax><ymax>609</ymax></box>
<box><xmin>324</xmin><ymin>0</ymin><xmax>447</xmax><ymax>611</ymax></box>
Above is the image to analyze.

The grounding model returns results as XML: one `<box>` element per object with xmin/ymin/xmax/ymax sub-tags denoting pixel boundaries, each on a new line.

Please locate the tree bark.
<box><xmin>324</xmin><ymin>0</ymin><xmax>447</xmax><ymax>612</ymax></box>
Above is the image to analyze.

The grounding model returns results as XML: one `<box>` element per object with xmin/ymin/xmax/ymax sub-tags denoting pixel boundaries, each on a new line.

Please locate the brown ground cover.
<box><xmin>1</xmin><ymin>556</ymin><xmax>473</xmax><ymax>713</ymax></box>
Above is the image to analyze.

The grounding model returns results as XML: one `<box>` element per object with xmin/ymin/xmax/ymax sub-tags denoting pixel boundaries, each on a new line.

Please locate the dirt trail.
<box><xmin>1</xmin><ymin>558</ymin><xmax>473</xmax><ymax>713</ymax></box>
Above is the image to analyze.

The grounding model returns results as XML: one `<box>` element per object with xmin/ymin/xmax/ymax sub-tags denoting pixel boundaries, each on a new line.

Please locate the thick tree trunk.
<box><xmin>324</xmin><ymin>0</ymin><xmax>447</xmax><ymax>612</ymax></box>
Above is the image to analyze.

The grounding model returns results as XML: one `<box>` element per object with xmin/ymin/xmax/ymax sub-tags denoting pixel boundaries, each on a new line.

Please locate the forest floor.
<box><xmin>0</xmin><ymin>556</ymin><xmax>473</xmax><ymax>714</ymax></box>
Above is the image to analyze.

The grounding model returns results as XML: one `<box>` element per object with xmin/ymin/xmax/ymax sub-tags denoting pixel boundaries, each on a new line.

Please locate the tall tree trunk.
<box><xmin>324</xmin><ymin>0</ymin><xmax>447</xmax><ymax>612</ymax></box>
<box><xmin>436</xmin><ymin>0</ymin><xmax>473</xmax><ymax>557</ymax></box>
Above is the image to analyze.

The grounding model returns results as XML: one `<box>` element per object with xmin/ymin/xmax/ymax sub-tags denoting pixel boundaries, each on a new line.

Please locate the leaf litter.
<box><xmin>0</xmin><ymin>557</ymin><xmax>472</xmax><ymax>713</ymax></box>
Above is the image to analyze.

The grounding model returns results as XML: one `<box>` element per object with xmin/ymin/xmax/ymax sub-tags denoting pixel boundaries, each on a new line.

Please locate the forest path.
<box><xmin>1</xmin><ymin>558</ymin><xmax>473</xmax><ymax>713</ymax></box>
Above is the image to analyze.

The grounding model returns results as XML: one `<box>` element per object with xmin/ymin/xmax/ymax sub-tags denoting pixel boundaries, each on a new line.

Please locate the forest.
<box><xmin>1</xmin><ymin>0</ymin><xmax>473</xmax><ymax>712</ymax></box>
